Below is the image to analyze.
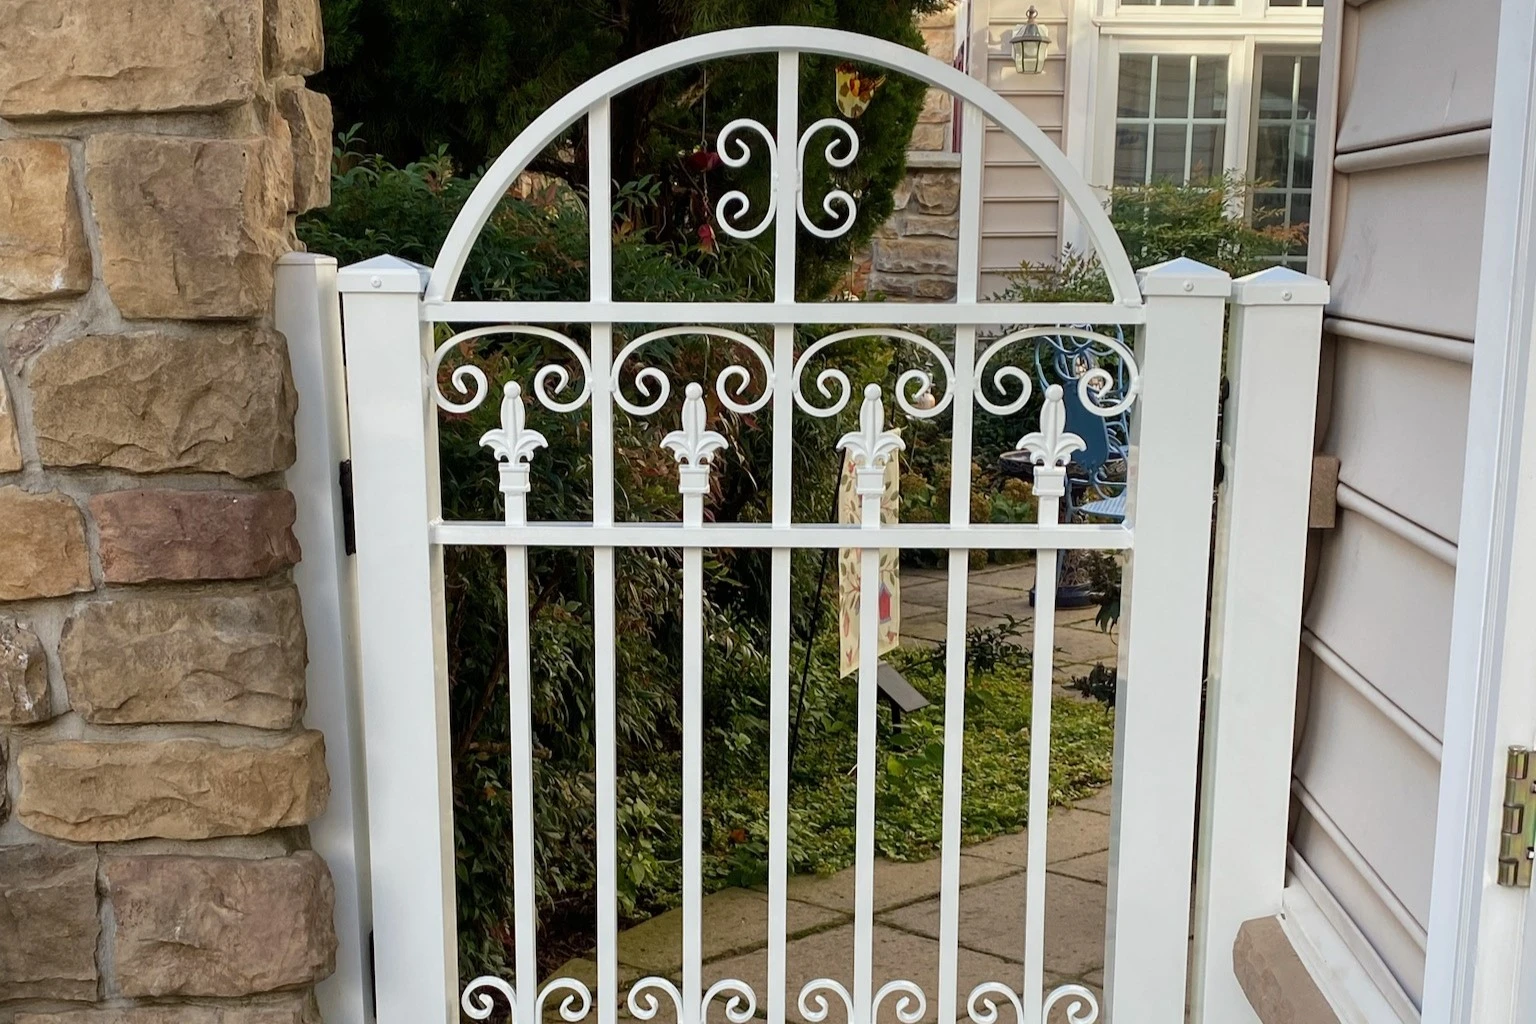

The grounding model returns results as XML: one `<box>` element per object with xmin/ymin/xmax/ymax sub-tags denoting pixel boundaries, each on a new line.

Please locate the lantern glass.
<box><xmin>1013</xmin><ymin>38</ymin><xmax>1046</xmax><ymax>75</ymax></box>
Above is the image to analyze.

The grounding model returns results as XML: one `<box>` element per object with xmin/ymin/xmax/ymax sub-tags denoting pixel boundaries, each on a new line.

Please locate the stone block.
<box><xmin>873</xmin><ymin>238</ymin><xmax>959</xmax><ymax>276</ymax></box>
<box><xmin>277</xmin><ymin>84</ymin><xmax>333</xmax><ymax>213</ymax></box>
<box><xmin>917</xmin><ymin>88</ymin><xmax>952</xmax><ymax>124</ymax></box>
<box><xmin>30</xmin><ymin>327</ymin><xmax>298</xmax><ymax>478</ymax></box>
<box><xmin>921</xmin><ymin>26</ymin><xmax>955</xmax><ymax>61</ymax></box>
<box><xmin>17</xmin><ymin>997</ymin><xmax>314</xmax><ymax>1024</ymax></box>
<box><xmin>911</xmin><ymin>171</ymin><xmax>961</xmax><ymax>215</ymax></box>
<box><xmin>0</xmin><ymin>487</ymin><xmax>92</xmax><ymax>601</ymax></box>
<box><xmin>0</xmin><ymin>616</ymin><xmax>51</xmax><ymax>724</ymax></box>
<box><xmin>866</xmin><ymin>272</ymin><xmax>957</xmax><ymax>301</ymax></box>
<box><xmin>0</xmin><ymin>0</ymin><xmax>262</xmax><ymax>117</ymax></box>
<box><xmin>62</xmin><ymin>587</ymin><xmax>307</xmax><ymax>728</ymax></box>
<box><xmin>0</xmin><ymin>140</ymin><xmax>90</xmax><ymax>301</ymax></box>
<box><xmin>1233</xmin><ymin>916</ymin><xmax>1339</xmax><ymax>1024</ymax></box>
<box><xmin>0</xmin><ymin>843</ymin><xmax>100</xmax><ymax>1001</ymax></box>
<box><xmin>16</xmin><ymin>732</ymin><xmax>329</xmax><ymax>841</ymax></box>
<box><xmin>105</xmin><ymin>851</ymin><xmax>336</xmax><ymax>997</ymax></box>
<box><xmin>91</xmin><ymin>489</ymin><xmax>301</xmax><ymax>584</ymax></box>
<box><xmin>909</xmin><ymin>123</ymin><xmax>948</xmax><ymax>152</ymax></box>
<box><xmin>267</xmin><ymin>0</ymin><xmax>325</xmax><ymax>77</ymax></box>
<box><xmin>0</xmin><ymin>376</ymin><xmax>20</xmax><ymax>471</ymax></box>
<box><xmin>85</xmin><ymin>134</ymin><xmax>288</xmax><ymax>319</ymax></box>
<box><xmin>900</xmin><ymin>213</ymin><xmax>960</xmax><ymax>239</ymax></box>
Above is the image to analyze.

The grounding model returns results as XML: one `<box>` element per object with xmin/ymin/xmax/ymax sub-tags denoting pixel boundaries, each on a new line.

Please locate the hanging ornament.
<box><xmin>698</xmin><ymin>222</ymin><xmax>717</xmax><ymax>255</ymax></box>
<box><xmin>836</xmin><ymin>62</ymin><xmax>885</xmax><ymax>118</ymax></box>
<box><xmin>684</xmin><ymin>146</ymin><xmax>721</xmax><ymax>173</ymax></box>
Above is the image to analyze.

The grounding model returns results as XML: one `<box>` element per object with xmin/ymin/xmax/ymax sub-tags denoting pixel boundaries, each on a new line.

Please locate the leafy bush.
<box><xmin>997</xmin><ymin>175</ymin><xmax>1307</xmax><ymax>303</ymax></box>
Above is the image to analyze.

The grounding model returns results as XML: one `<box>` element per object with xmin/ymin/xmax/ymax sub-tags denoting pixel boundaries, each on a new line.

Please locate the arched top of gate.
<box><xmin>426</xmin><ymin>26</ymin><xmax>1141</xmax><ymax>307</ymax></box>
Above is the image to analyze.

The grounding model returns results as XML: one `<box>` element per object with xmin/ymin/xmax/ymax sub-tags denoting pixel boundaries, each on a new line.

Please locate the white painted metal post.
<box><xmin>337</xmin><ymin>255</ymin><xmax>456</xmax><ymax>1024</ymax></box>
<box><xmin>1190</xmin><ymin>267</ymin><xmax>1329</xmax><ymax>1024</ymax></box>
<box><xmin>277</xmin><ymin>252</ymin><xmax>375</xmax><ymax>1024</ymax></box>
<box><xmin>1104</xmin><ymin>257</ymin><xmax>1229</xmax><ymax>1023</ymax></box>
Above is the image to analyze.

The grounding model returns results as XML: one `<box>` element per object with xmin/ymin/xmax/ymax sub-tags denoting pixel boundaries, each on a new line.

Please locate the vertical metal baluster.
<box><xmin>500</xmin><ymin>397</ymin><xmax>541</xmax><ymax>1024</ymax></box>
<box><xmin>1023</xmin><ymin>499</ymin><xmax>1059</xmax><ymax>1024</ymax></box>
<box><xmin>768</xmin><ymin>47</ymin><xmax>800</xmax><ymax>1024</ymax></box>
<box><xmin>939</xmin><ymin>100</ymin><xmax>985</xmax><ymax>1024</ymax></box>
<box><xmin>589</xmin><ymin>98</ymin><xmax>620</xmax><ymax>1024</ymax></box>
<box><xmin>682</xmin><ymin>527</ymin><xmax>704</xmax><ymax>1024</ymax></box>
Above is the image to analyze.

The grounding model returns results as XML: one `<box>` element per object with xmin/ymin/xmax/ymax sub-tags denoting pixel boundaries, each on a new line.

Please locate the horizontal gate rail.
<box><xmin>419</xmin><ymin>300</ymin><xmax>1149</xmax><ymax>326</ymax></box>
<box><xmin>428</xmin><ymin>522</ymin><xmax>1134</xmax><ymax>549</ymax></box>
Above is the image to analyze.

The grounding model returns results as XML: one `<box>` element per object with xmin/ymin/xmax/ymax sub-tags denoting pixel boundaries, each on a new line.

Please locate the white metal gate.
<box><xmin>337</xmin><ymin>26</ymin><xmax>1237</xmax><ymax>1024</ymax></box>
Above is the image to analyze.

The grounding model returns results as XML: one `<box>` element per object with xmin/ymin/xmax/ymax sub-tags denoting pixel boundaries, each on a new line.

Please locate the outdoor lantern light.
<box><xmin>1006</xmin><ymin>8</ymin><xmax>1051</xmax><ymax>75</ymax></box>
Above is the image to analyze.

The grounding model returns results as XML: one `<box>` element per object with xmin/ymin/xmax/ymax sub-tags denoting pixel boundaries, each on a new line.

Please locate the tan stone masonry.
<box><xmin>0</xmin><ymin>0</ymin><xmax>335</xmax><ymax>1017</ymax></box>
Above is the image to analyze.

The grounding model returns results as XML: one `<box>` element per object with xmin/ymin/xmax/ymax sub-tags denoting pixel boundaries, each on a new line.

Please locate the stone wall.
<box><xmin>861</xmin><ymin>10</ymin><xmax>963</xmax><ymax>301</ymax></box>
<box><xmin>0</xmin><ymin>0</ymin><xmax>336</xmax><ymax>1019</ymax></box>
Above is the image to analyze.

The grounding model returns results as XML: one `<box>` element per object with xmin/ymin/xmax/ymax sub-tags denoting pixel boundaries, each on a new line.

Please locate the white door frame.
<box><xmin>1422</xmin><ymin>0</ymin><xmax>1536</xmax><ymax>1019</ymax></box>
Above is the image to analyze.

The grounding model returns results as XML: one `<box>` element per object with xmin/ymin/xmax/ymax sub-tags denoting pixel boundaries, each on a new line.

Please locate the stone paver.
<box><xmin>786</xmin><ymin>854</ymin><xmax>1017</xmax><ymax>915</ymax></box>
<box><xmin>898</xmin><ymin>564</ymin><xmax>1119</xmax><ymax>685</ymax></box>
<box><xmin>880</xmin><ymin>871</ymin><xmax>1107</xmax><ymax>978</ymax></box>
<box><xmin>577</xmin><ymin>791</ymin><xmax>1114</xmax><ymax>1022</ymax></box>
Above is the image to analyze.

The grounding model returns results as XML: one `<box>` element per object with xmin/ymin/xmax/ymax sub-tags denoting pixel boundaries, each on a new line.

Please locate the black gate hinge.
<box><xmin>339</xmin><ymin>459</ymin><xmax>357</xmax><ymax>556</ymax></box>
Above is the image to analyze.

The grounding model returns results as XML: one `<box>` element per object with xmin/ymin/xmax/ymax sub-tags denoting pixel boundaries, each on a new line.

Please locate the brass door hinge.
<box><xmin>1499</xmin><ymin>746</ymin><xmax>1536</xmax><ymax>887</ymax></box>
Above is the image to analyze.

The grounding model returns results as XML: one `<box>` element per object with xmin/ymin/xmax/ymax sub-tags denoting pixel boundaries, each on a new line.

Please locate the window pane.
<box><xmin>1254</xmin><ymin>124</ymin><xmax>1292</xmax><ymax>185</ymax></box>
<box><xmin>1297</xmin><ymin>56</ymin><xmax>1320</xmax><ymax>118</ymax></box>
<box><xmin>1253</xmin><ymin>190</ymin><xmax>1288</xmax><ymax>228</ymax></box>
<box><xmin>1115</xmin><ymin>124</ymin><xmax>1149</xmax><ymax>185</ymax></box>
<box><xmin>1190</xmin><ymin>123</ymin><xmax>1224</xmax><ymax>180</ymax></box>
<box><xmin>1155</xmin><ymin>55</ymin><xmax>1191</xmax><ymax>117</ymax></box>
<box><xmin>1152</xmin><ymin>124</ymin><xmax>1188</xmax><ymax>182</ymax></box>
<box><xmin>1258</xmin><ymin>57</ymin><xmax>1296</xmax><ymax>116</ymax></box>
<box><xmin>1292</xmin><ymin>121</ymin><xmax>1316</xmax><ymax>189</ymax></box>
<box><xmin>1193</xmin><ymin>57</ymin><xmax>1228</xmax><ymax>117</ymax></box>
<box><xmin>1118</xmin><ymin>55</ymin><xmax>1153</xmax><ymax>117</ymax></box>
<box><xmin>1290</xmin><ymin>192</ymin><xmax>1311</xmax><ymax>228</ymax></box>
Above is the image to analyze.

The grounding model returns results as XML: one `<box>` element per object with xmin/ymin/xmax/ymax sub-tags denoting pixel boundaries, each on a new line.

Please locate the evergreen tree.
<box><xmin>316</xmin><ymin>0</ymin><xmax>952</xmax><ymax>296</ymax></box>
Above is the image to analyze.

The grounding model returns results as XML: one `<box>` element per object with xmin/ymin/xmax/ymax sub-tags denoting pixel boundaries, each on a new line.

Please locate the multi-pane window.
<box><xmin>1114</xmin><ymin>54</ymin><xmax>1228</xmax><ymax>185</ymax></box>
<box><xmin>1267</xmin><ymin>0</ymin><xmax>1324</xmax><ymax>7</ymax></box>
<box><xmin>1121</xmin><ymin>0</ymin><xmax>1236</xmax><ymax>6</ymax></box>
<box><xmin>1252</xmin><ymin>53</ymin><xmax>1319</xmax><ymax>266</ymax></box>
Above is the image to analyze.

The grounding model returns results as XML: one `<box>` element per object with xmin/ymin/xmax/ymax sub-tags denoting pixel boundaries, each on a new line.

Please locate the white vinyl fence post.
<box><xmin>337</xmin><ymin>255</ymin><xmax>456</xmax><ymax>1024</ymax></box>
<box><xmin>1191</xmin><ymin>267</ymin><xmax>1329</xmax><ymax>1024</ymax></box>
<box><xmin>276</xmin><ymin>252</ymin><xmax>375</xmax><ymax>1024</ymax></box>
<box><xmin>1105</xmin><ymin>257</ymin><xmax>1230</xmax><ymax>1024</ymax></box>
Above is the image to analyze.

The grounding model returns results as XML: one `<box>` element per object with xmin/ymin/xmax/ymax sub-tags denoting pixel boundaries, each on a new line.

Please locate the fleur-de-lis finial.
<box><xmin>480</xmin><ymin>382</ymin><xmax>548</xmax><ymax>468</ymax></box>
<box><xmin>1016</xmin><ymin>384</ymin><xmax>1085</xmax><ymax>499</ymax></box>
<box><xmin>662</xmin><ymin>383</ymin><xmax>729</xmax><ymax>498</ymax></box>
<box><xmin>838</xmin><ymin>384</ymin><xmax>905</xmax><ymax>526</ymax></box>
<box><xmin>479</xmin><ymin>382</ymin><xmax>547</xmax><ymax>521</ymax></box>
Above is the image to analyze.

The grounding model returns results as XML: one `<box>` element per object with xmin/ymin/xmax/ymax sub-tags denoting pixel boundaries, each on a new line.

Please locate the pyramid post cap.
<box><xmin>1136</xmin><ymin>257</ymin><xmax>1233</xmax><ymax>298</ymax></box>
<box><xmin>337</xmin><ymin>254</ymin><xmax>432</xmax><ymax>295</ymax></box>
<box><xmin>1229</xmin><ymin>265</ymin><xmax>1330</xmax><ymax>306</ymax></box>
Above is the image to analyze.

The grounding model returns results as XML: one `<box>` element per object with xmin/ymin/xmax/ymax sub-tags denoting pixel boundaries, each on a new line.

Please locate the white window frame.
<box><xmin>1247</xmin><ymin>47</ymin><xmax>1320</xmax><ymax>266</ymax></box>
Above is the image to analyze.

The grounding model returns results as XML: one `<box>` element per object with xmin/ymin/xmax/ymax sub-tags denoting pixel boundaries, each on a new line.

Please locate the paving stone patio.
<box><xmin>547</xmin><ymin>560</ymin><xmax>1117</xmax><ymax>1021</ymax></box>
<box><xmin>549</xmin><ymin>794</ymin><xmax>1111</xmax><ymax>1022</ymax></box>
<box><xmin>549</xmin><ymin>564</ymin><xmax>1118</xmax><ymax>1019</ymax></box>
<box><xmin>899</xmin><ymin>560</ymin><xmax>1120</xmax><ymax>692</ymax></box>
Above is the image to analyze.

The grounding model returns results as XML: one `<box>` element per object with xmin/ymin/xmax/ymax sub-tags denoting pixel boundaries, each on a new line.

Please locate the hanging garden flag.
<box><xmin>837</xmin><ymin>442</ymin><xmax>902</xmax><ymax>677</ymax></box>
<box><xmin>836</xmin><ymin>63</ymin><xmax>885</xmax><ymax>118</ymax></box>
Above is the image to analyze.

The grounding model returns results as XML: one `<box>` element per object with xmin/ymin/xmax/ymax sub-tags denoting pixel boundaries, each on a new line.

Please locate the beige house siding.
<box><xmin>1301</xmin><ymin>0</ymin><xmax>1501</xmax><ymax>1009</ymax></box>
<box><xmin>975</xmin><ymin>0</ymin><xmax>1070</xmax><ymax>297</ymax></box>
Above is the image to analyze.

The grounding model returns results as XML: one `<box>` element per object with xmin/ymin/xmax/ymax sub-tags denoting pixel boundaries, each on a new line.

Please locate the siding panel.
<box><xmin>1304</xmin><ymin>510</ymin><xmax>1454</xmax><ymax>742</ymax></box>
<box><xmin>1336</xmin><ymin>0</ymin><xmax>1499</xmax><ymax>152</ymax></box>
<box><xmin>1327</xmin><ymin>156</ymin><xmax>1488</xmax><ymax>340</ymax></box>
<box><xmin>1323</xmin><ymin>336</ymin><xmax>1472</xmax><ymax>542</ymax></box>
